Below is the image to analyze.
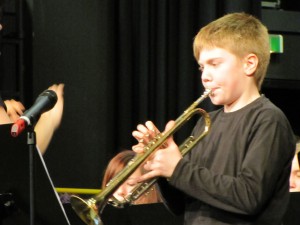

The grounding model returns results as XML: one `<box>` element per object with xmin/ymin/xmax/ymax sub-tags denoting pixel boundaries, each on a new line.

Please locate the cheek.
<box><xmin>296</xmin><ymin>175</ymin><xmax>300</xmax><ymax>184</ymax></box>
<box><xmin>213</xmin><ymin>72</ymin><xmax>236</xmax><ymax>90</ymax></box>
<box><xmin>223</xmin><ymin>69</ymin><xmax>244</xmax><ymax>91</ymax></box>
<box><xmin>213</xmin><ymin>63</ymin><xmax>237</xmax><ymax>85</ymax></box>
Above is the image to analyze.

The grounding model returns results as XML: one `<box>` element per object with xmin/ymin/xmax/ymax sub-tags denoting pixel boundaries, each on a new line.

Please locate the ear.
<box><xmin>243</xmin><ymin>53</ymin><xmax>258</xmax><ymax>76</ymax></box>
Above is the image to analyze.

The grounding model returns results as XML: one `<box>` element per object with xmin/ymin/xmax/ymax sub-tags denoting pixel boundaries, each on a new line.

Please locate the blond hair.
<box><xmin>193</xmin><ymin>12</ymin><xmax>270</xmax><ymax>90</ymax></box>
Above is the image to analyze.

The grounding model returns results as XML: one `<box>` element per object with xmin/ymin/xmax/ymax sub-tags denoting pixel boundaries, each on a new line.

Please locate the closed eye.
<box><xmin>198</xmin><ymin>65</ymin><xmax>204</xmax><ymax>72</ymax></box>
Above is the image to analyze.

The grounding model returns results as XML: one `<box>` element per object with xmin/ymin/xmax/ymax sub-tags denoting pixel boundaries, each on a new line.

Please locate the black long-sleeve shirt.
<box><xmin>162</xmin><ymin>95</ymin><xmax>295</xmax><ymax>225</ymax></box>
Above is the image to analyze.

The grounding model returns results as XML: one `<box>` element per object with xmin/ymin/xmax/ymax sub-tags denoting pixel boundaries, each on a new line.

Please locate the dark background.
<box><xmin>1</xmin><ymin>0</ymin><xmax>300</xmax><ymax>191</ymax></box>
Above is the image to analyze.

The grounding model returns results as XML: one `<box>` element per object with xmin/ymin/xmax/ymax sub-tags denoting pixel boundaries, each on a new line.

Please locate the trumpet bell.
<box><xmin>70</xmin><ymin>195</ymin><xmax>103</xmax><ymax>225</ymax></box>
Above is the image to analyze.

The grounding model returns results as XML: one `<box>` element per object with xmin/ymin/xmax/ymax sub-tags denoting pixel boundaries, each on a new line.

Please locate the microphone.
<box><xmin>11</xmin><ymin>90</ymin><xmax>58</xmax><ymax>137</ymax></box>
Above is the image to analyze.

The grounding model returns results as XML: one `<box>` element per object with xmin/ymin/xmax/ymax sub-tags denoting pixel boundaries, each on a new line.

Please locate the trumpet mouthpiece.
<box><xmin>204</xmin><ymin>89</ymin><xmax>212</xmax><ymax>96</ymax></box>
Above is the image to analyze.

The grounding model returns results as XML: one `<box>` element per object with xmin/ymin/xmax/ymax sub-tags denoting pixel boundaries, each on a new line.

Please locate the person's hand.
<box><xmin>132</xmin><ymin>120</ymin><xmax>182</xmax><ymax>180</ymax></box>
<box><xmin>4</xmin><ymin>99</ymin><xmax>25</xmax><ymax>122</ymax></box>
<box><xmin>132</xmin><ymin>121</ymin><xmax>162</xmax><ymax>153</ymax></box>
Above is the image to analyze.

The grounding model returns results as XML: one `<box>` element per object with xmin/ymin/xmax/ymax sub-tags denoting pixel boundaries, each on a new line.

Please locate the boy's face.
<box><xmin>198</xmin><ymin>47</ymin><xmax>248</xmax><ymax>108</ymax></box>
<box><xmin>290</xmin><ymin>154</ymin><xmax>300</xmax><ymax>192</ymax></box>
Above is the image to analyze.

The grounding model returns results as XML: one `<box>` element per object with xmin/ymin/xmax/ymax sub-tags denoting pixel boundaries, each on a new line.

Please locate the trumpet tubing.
<box><xmin>70</xmin><ymin>89</ymin><xmax>212</xmax><ymax>225</ymax></box>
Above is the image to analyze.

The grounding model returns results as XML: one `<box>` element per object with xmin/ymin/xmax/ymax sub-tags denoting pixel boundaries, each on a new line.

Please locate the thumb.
<box><xmin>164</xmin><ymin>120</ymin><xmax>176</xmax><ymax>146</ymax></box>
<box><xmin>165</xmin><ymin>120</ymin><xmax>175</xmax><ymax>132</ymax></box>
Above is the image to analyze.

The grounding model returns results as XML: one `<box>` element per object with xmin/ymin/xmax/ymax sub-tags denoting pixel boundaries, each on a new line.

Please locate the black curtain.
<box><xmin>30</xmin><ymin>0</ymin><xmax>260</xmax><ymax>188</ymax></box>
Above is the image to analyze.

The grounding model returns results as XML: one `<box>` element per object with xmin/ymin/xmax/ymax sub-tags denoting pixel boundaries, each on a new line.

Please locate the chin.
<box><xmin>210</xmin><ymin>97</ymin><xmax>224</xmax><ymax>106</ymax></box>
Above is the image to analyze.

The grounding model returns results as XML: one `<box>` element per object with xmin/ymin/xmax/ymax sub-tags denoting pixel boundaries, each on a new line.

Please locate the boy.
<box><xmin>132</xmin><ymin>12</ymin><xmax>295</xmax><ymax>224</ymax></box>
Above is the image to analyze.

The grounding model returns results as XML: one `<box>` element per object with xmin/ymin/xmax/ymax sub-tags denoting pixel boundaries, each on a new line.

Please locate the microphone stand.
<box><xmin>27</xmin><ymin>125</ymin><xmax>36</xmax><ymax>225</ymax></box>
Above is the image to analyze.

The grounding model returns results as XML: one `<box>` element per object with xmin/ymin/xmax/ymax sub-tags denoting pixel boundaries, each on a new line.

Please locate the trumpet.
<box><xmin>70</xmin><ymin>89</ymin><xmax>212</xmax><ymax>225</ymax></box>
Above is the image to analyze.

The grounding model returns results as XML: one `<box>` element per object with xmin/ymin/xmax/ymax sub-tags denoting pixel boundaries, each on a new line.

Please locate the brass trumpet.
<box><xmin>70</xmin><ymin>89</ymin><xmax>211</xmax><ymax>225</ymax></box>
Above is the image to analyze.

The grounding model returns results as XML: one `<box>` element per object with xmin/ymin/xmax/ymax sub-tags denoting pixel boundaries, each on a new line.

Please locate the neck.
<box><xmin>224</xmin><ymin>87</ymin><xmax>260</xmax><ymax>113</ymax></box>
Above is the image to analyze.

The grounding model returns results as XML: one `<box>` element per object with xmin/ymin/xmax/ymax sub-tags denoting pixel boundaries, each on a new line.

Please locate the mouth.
<box><xmin>205</xmin><ymin>88</ymin><xmax>215</xmax><ymax>97</ymax></box>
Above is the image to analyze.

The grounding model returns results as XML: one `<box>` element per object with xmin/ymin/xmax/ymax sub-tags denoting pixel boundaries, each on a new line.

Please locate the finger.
<box><xmin>14</xmin><ymin>104</ymin><xmax>25</xmax><ymax>115</ymax></box>
<box><xmin>137</xmin><ymin>170</ymin><xmax>158</xmax><ymax>183</ymax></box>
<box><xmin>145</xmin><ymin>121</ymin><xmax>162</xmax><ymax>137</ymax></box>
<box><xmin>136</xmin><ymin>123</ymin><xmax>158</xmax><ymax>145</ymax></box>
<box><xmin>127</xmin><ymin>177</ymin><xmax>139</xmax><ymax>186</ymax></box>
<box><xmin>132</xmin><ymin>130</ymin><xmax>146</xmax><ymax>141</ymax></box>
<box><xmin>9</xmin><ymin>114</ymin><xmax>20</xmax><ymax>123</ymax></box>
<box><xmin>145</xmin><ymin>121</ymin><xmax>156</xmax><ymax>133</ymax></box>
<box><xmin>137</xmin><ymin>124</ymin><xmax>152</xmax><ymax>141</ymax></box>
<box><xmin>156</xmin><ymin>120</ymin><xmax>176</xmax><ymax>148</ymax></box>
<box><xmin>165</xmin><ymin>120</ymin><xmax>176</xmax><ymax>132</ymax></box>
<box><xmin>48</xmin><ymin>84</ymin><xmax>57</xmax><ymax>91</ymax></box>
<box><xmin>132</xmin><ymin>143</ymin><xmax>145</xmax><ymax>153</ymax></box>
<box><xmin>56</xmin><ymin>83</ymin><xmax>65</xmax><ymax>97</ymax></box>
<box><xmin>137</xmin><ymin>124</ymin><xmax>149</xmax><ymax>133</ymax></box>
<box><xmin>132</xmin><ymin>132</ymin><xmax>149</xmax><ymax>146</ymax></box>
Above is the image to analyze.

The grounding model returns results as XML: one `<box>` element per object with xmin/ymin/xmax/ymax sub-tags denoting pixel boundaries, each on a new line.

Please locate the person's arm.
<box><xmin>34</xmin><ymin>83</ymin><xmax>64</xmax><ymax>154</ymax></box>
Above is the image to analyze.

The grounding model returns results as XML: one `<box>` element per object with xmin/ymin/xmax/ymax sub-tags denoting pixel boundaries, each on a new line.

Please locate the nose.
<box><xmin>201</xmin><ymin>68</ymin><xmax>212</xmax><ymax>84</ymax></box>
<box><xmin>289</xmin><ymin>175</ymin><xmax>297</xmax><ymax>190</ymax></box>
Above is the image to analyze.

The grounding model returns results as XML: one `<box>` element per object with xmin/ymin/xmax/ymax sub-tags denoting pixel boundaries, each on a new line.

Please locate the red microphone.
<box><xmin>11</xmin><ymin>119</ymin><xmax>27</xmax><ymax>137</ymax></box>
